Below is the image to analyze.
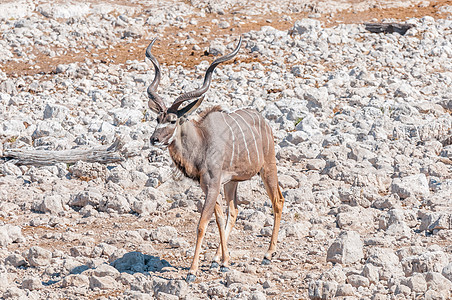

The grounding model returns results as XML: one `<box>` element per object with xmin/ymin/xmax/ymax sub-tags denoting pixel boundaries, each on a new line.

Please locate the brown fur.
<box><xmin>194</xmin><ymin>105</ymin><xmax>223</xmax><ymax>126</ymax></box>
<box><xmin>168</xmin><ymin>142</ymin><xmax>202</xmax><ymax>182</ymax></box>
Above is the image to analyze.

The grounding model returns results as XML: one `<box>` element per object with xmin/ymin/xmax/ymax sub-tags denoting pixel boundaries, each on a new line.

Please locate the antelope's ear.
<box><xmin>176</xmin><ymin>96</ymin><xmax>205</xmax><ymax>118</ymax></box>
<box><xmin>148</xmin><ymin>100</ymin><xmax>163</xmax><ymax>114</ymax></box>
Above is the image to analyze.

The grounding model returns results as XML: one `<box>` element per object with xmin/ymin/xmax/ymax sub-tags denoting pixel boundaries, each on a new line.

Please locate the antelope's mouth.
<box><xmin>152</xmin><ymin>142</ymin><xmax>168</xmax><ymax>148</ymax></box>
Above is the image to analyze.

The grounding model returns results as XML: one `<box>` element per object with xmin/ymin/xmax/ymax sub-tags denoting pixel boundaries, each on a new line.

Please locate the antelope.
<box><xmin>145</xmin><ymin>37</ymin><xmax>285</xmax><ymax>282</ymax></box>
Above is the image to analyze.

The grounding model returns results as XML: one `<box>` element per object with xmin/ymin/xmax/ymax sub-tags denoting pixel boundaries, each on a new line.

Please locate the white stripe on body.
<box><xmin>249</xmin><ymin>110</ymin><xmax>266</xmax><ymax>153</ymax></box>
<box><xmin>265</xmin><ymin>122</ymin><xmax>271</xmax><ymax>152</ymax></box>
<box><xmin>226</xmin><ymin>113</ymin><xmax>251</xmax><ymax>164</ymax></box>
<box><xmin>221</xmin><ymin>113</ymin><xmax>235</xmax><ymax>167</ymax></box>
<box><xmin>234</xmin><ymin>111</ymin><xmax>260</xmax><ymax>164</ymax></box>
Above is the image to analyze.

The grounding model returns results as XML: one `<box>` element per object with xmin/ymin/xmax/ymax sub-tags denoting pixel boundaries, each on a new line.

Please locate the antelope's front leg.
<box><xmin>186</xmin><ymin>182</ymin><xmax>221</xmax><ymax>283</ymax></box>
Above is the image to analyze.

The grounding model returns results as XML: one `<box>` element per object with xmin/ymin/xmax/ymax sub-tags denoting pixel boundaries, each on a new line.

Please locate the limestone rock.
<box><xmin>326</xmin><ymin>231</ymin><xmax>363</xmax><ymax>265</ymax></box>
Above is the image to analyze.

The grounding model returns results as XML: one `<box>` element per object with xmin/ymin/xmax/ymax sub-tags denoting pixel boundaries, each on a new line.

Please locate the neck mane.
<box><xmin>168</xmin><ymin>120</ymin><xmax>203</xmax><ymax>182</ymax></box>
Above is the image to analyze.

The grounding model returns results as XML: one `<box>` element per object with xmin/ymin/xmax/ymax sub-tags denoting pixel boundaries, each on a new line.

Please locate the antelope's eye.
<box><xmin>167</xmin><ymin>113</ymin><xmax>177</xmax><ymax>124</ymax></box>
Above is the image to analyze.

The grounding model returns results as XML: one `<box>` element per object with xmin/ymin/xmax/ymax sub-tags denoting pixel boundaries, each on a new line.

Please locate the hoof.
<box><xmin>220</xmin><ymin>266</ymin><xmax>229</xmax><ymax>272</ymax></box>
<box><xmin>261</xmin><ymin>258</ymin><xmax>271</xmax><ymax>265</ymax></box>
<box><xmin>186</xmin><ymin>274</ymin><xmax>196</xmax><ymax>283</ymax></box>
<box><xmin>210</xmin><ymin>261</ymin><xmax>220</xmax><ymax>269</ymax></box>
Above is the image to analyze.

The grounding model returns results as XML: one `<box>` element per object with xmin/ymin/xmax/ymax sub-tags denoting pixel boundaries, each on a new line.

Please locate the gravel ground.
<box><xmin>1</xmin><ymin>0</ymin><xmax>452</xmax><ymax>299</ymax></box>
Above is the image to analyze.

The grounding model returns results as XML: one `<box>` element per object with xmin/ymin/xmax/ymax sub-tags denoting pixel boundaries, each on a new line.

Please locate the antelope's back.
<box><xmin>201</xmin><ymin>108</ymin><xmax>273</xmax><ymax>174</ymax></box>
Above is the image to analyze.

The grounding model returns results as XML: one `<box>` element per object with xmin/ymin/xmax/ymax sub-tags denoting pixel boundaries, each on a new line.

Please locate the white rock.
<box><xmin>0</xmin><ymin>266</ymin><xmax>9</xmax><ymax>292</ymax></box>
<box><xmin>362</xmin><ymin>263</ymin><xmax>380</xmax><ymax>284</ymax></box>
<box><xmin>442</xmin><ymin>262</ymin><xmax>452</xmax><ymax>282</ymax></box>
<box><xmin>425</xmin><ymin>272</ymin><xmax>452</xmax><ymax>292</ymax></box>
<box><xmin>391</xmin><ymin>173</ymin><xmax>430</xmax><ymax>199</ymax></box>
<box><xmin>326</xmin><ymin>230</ymin><xmax>363</xmax><ymax>265</ymax></box>
<box><xmin>150</xmin><ymin>226</ymin><xmax>178</xmax><ymax>243</ymax></box>
<box><xmin>26</xmin><ymin>246</ymin><xmax>52</xmax><ymax>267</ymax></box>
<box><xmin>33</xmin><ymin>194</ymin><xmax>64</xmax><ymax>214</ymax></box>
<box><xmin>347</xmin><ymin>274</ymin><xmax>369</xmax><ymax>288</ymax></box>
<box><xmin>366</xmin><ymin>247</ymin><xmax>404</xmax><ymax>280</ymax></box>
<box><xmin>420</xmin><ymin>212</ymin><xmax>452</xmax><ymax>231</ymax></box>
<box><xmin>308</xmin><ymin>280</ymin><xmax>337</xmax><ymax>299</ymax></box>
<box><xmin>43</xmin><ymin>103</ymin><xmax>69</xmax><ymax>120</ymax></box>
<box><xmin>292</xmin><ymin>19</ymin><xmax>322</xmax><ymax>35</ymax></box>
<box><xmin>22</xmin><ymin>277</ymin><xmax>43</xmax><ymax>290</ymax></box>
<box><xmin>93</xmin><ymin>264</ymin><xmax>120</xmax><ymax>278</ymax></box>
<box><xmin>401</xmin><ymin>250</ymin><xmax>449</xmax><ymax>276</ymax></box>
<box><xmin>0</xmin><ymin>224</ymin><xmax>24</xmax><ymax>246</ymax></box>
<box><xmin>89</xmin><ymin>275</ymin><xmax>118</xmax><ymax>290</ymax></box>
<box><xmin>152</xmin><ymin>277</ymin><xmax>188</xmax><ymax>298</ymax></box>
<box><xmin>407</xmin><ymin>273</ymin><xmax>427</xmax><ymax>293</ymax></box>
<box><xmin>209</xmin><ymin>41</ymin><xmax>226</xmax><ymax>56</ymax></box>
<box><xmin>69</xmin><ymin>161</ymin><xmax>107</xmax><ymax>181</ymax></box>
<box><xmin>132</xmin><ymin>199</ymin><xmax>157</xmax><ymax>216</ymax></box>
<box><xmin>37</xmin><ymin>3</ymin><xmax>90</xmax><ymax>18</ymax></box>
<box><xmin>5</xmin><ymin>253</ymin><xmax>27</xmax><ymax>267</ymax></box>
<box><xmin>61</xmin><ymin>274</ymin><xmax>90</xmax><ymax>288</ymax></box>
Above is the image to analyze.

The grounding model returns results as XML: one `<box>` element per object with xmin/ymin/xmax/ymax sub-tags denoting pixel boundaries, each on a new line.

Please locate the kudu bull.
<box><xmin>145</xmin><ymin>37</ymin><xmax>285</xmax><ymax>282</ymax></box>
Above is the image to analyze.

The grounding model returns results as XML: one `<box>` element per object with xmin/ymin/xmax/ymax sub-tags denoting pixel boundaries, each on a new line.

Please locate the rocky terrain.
<box><xmin>1</xmin><ymin>0</ymin><xmax>452</xmax><ymax>299</ymax></box>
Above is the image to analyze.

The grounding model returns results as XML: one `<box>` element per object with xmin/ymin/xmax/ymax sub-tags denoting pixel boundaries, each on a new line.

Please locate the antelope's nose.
<box><xmin>150</xmin><ymin>137</ymin><xmax>159</xmax><ymax>145</ymax></box>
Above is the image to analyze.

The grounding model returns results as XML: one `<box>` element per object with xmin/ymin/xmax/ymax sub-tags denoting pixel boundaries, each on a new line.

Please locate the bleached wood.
<box><xmin>2</xmin><ymin>138</ymin><xmax>124</xmax><ymax>166</ymax></box>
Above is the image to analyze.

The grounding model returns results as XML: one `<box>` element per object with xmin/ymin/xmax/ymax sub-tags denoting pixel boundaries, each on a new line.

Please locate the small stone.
<box><xmin>442</xmin><ymin>262</ymin><xmax>452</xmax><ymax>281</ymax></box>
<box><xmin>249</xmin><ymin>291</ymin><xmax>267</xmax><ymax>300</ymax></box>
<box><xmin>262</xmin><ymin>279</ymin><xmax>274</xmax><ymax>289</ymax></box>
<box><xmin>61</xmin><ymin>274</ymin><xmax>90</xmax><ymax>287</ymax></box>
<box><xmin>93</xmin><ymin>264</ymin><xmax>120</xmax><ymax>278</ymax></box>
<box><xmin>366</xmin><ymin>247</ymin><xmax>404</xmax><ymax>280</ymax></box>
<box><xmin>425</xmin><ymin>272</ymin><xmax>452</xmax><ymax>292</ymax></box>
<box><xmin>306</xmin><ymin>159</ymin><xmax>326</xmax><ymax>171</ymax></box>
<box><xmin>347</xmin><ymin>274</ymin><xmax>369</xmax><ymax>288</ymax></box>
<box><xmin>2</xmin><ymin>286</ymin><xmax>25</xmax><ymax>299</ymax></box>
<box><xmin>69</xmin><ymin>161</ymin><xmax>107</xmax><ymax>181</ymax></box>
<box><xmin>226</xmin><ymin>270</ymin><xmax>255</xmax><ymax>286</ymax></box>
<box><xmin>407</xmin><ymin>273</ymin><xmax>427</xmax><ymax>293</ymax></box>
<box><xmin>150</xmin><ymin>226</ymin><xmax>178</xmax><ymax>243</ymax></box>
<box><xmin>32</xmin><ymin>194</ymin><xmax>64</xmax><ymax>214</ymax></box>
<box><xmin>362</xmin><ymin>263</ymin><xmax>380</xmax><ymax>284</ymax></box>
<box><xmin>335</xmin><ymin>283</ymin><xmax>354</xmax><ymax>296</ymax></box>
<box><xmin>152</xmin><ymin>277</ymin><xmax>188</xmax><ymax>298</ymax></box>
<box><xmin>112</xmin><ymin>251</ymin><xmax>146</xmax><ymax>273</ymax></box>
<box><xmin>0</xmin><ymin>224</ymin><xmax>24</xmax><ymax>246</ymax></box>
<box><xmin>209</xmin><ymin>41</ymin><xmax>226</xmax><ymax>56</ymax></box>
<box><xmin>22</xmin><ymin>277</ymin><xmax>43</xmax><ymax>290</ymax></box>
<box><xmin>89</xmin><ymin>275</ymin><xmax>118</xmax><ymax>290</ymax></box>
<box><xmin>394</xmin><ymin>284</ymin><xmax>411</xmax><ymax>296</ymax></box>
<box><xmin>292</xmin><ymin>19</ymin><xmax>322</xmax><ymax>35</ymax></box>
<box><xmin>278</xmin><ymin>174</ymin><xmax>298</xmax><ymax>189</ymax></box>
<box><xmin>43</xmin><ymin>103</ymin><xmax>69</xmax><ymax>120</ymax></box>
<box><xmin>5</xmin><ymin>253</ymin><xmax>27</xmax><ymax>267</ymax></box>
<box><xmin>327</xmin><ymin>231</ymin><xmax>363</xmax><ymax>265</ymax></box>
<box><xmin>156</xmin><ymin>292</ymin><xmax>179</xmax><ymax>300</ymax></box>
<box><xmin>391</xmin><ymin>173</ymin><xmax>430</xmax><ymax>199</ymax></box>
<box><xmin>218</xmin><ymin>21</ymin><xmax>230</xmax><ymax>29</ymax></box>
<box><xmin>308</xmin><ymin>280</ymin><xmax>338</xmax><ymax>299</ymax></box>
<box><xmin>26</xmin><ymin>246</ymin><xmax>52</xmax><ymax>267</ymax></box>
<box><xmin>132</xmin><ymin>199</ymin><xmax>157</xmax><ymax>216</ymax></box>
<box><xmin>169</xmin><ymin>237</ymin><xmax>189</xmax><ymax>249</ymax></box>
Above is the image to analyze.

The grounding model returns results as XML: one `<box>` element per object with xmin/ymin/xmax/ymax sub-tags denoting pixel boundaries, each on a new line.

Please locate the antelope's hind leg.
<box><xmin>212</xmin><ymin>181</ymin><xmax>239</xmax><ymax>271</ymax></box>
<box><xmin>260</xmin><ymin>164</ymin><xmax>285</xmax><ymax>265</ymax></box>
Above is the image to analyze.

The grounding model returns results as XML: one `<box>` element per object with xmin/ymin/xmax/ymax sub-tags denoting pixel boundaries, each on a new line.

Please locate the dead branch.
<box><xmin>364</xmin><ymin>23</ymin><xmax>415</xmax><ymax>35</ymax></box>
<box><xmin>2</xmin><ymin>137</ymin><xmax>125</xmax><ymax>166</ymax></box>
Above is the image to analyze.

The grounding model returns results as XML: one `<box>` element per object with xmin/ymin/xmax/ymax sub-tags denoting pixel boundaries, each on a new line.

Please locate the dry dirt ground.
<box><xmin>2</xmin><ymin>0</ymin><xmax>452</xmax><ymax>77</ymax></box>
